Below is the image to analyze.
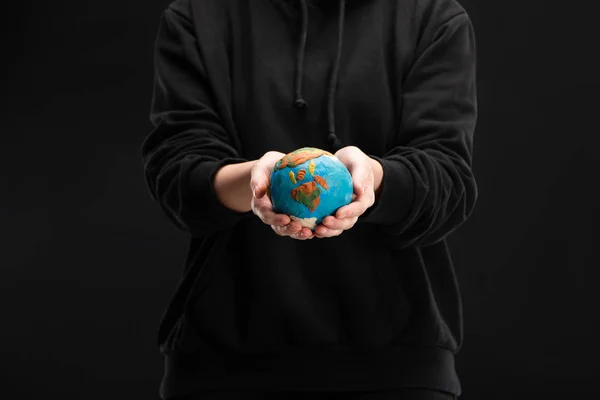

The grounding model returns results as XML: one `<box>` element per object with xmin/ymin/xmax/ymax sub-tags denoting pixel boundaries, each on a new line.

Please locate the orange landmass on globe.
<box><xmin>276</xmin><ymin>147</ymin><xmax>333</xmax><ymax>170</ymax></box>
<box><xmin>313</xmin><ymin>175</ymin><xmax>328</xmax><ymax>190</ymax></box>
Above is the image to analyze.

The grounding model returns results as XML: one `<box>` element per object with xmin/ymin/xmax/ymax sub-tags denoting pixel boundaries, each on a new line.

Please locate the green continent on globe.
<box><xmin>291</xmin><ymin>181</ymin><xmax>322</xmax><ymax>212</ymax></box>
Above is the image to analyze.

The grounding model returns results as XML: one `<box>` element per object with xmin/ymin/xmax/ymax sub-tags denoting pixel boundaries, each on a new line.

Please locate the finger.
<box><xmin>290</xmin><ymin>228</ymin><xmax>315</xmax><ymax>240</ymax></box>
<box><xmin>335</xmin><ymin>189</ymin><xmax>375</xmax><ymax>219</ymax></box>
<box><xmin>253</xmin><ymin>198</ymin><xmax>290</xmax><ymax>226</ymax></box>
<box><xmin>314</xmin><ymin>224</ymin><xmax>344</xmax><ymax>238</ymax></box>
<box><xmin>299</xmin><ymin>227</ymin><xmax>316</xmax><ymax>239</ymax></box>
<box><xmin>322</xmin><ymin>215</ymin><xmax>358</xmax><ymax>231</ymax></box>
<box><xmin>271</xmin><ymin>221</ymin><xmax>303</xmax><ymax>236</ymax></box>
<box><xmin>335</xmin><ymin>201</ymin><xmax>367</xmax><ymax>220</ymax></box>
<box><xmin>272</xmin><ymin>224</ymin><xmax>302</xmax><ymax>237</ymax></box>
<box><xmin>286</xmin><ymin>226</ymin><xmax>315</xmax><ymax>240</ymax></box>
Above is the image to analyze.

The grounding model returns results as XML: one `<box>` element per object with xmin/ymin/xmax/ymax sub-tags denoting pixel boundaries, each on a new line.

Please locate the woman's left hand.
<box><xmin>312</xmin><ymin>146</ymin><xmax>382</xmax><ymax>239</ymax></box>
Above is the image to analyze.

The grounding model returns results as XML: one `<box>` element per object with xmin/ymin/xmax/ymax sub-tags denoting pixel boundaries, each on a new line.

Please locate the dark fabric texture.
<box><xmin>141</xmin><ymin>0</ymin><xmax>477</xmax><ymax>398</ymax></box>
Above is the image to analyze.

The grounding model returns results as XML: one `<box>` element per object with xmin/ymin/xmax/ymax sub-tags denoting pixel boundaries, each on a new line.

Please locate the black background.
<box><xmin>2</xmin><ymin>0</ymin><xmax>598</xmax><ymax>399</ymax></box>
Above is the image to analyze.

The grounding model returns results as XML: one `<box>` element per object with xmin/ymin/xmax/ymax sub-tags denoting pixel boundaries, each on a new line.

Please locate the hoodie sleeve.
<box><xmin>141</xmin><ymin>4</ymin><xmax>252</xmax><ymax>237</ymax></box>
<box><xmin>358</xmin><ymin>10</ymin><xmax>478</xmax><ymax>250</ymax></box>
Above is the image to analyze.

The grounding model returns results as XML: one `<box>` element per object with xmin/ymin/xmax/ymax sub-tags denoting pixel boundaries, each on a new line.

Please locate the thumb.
<box><xmin>250</xmin><ymin>171</ymin><xmax>269</xmax><ymax>199</ymax></box>
<box><xmin>350</xmin><ymin>163</ymin><xmax>371</xmax><ymax>197</ymax></box>
<box><xmin>252</xmin><ymin>182</ymin><xmax>266</xmax><ymax>199</ymax></box>
<box><xmin>255</xmin><ymin>185</ymin><xmax>267</xmax><ymax>199</ymax></box>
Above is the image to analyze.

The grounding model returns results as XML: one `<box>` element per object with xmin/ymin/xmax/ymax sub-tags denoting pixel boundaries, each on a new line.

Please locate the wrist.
<box><xmin>369</xmin><ymin>157</ymin><xmax>384</xmax><ymax>198</ymax></box>
<box><xmin>214</xmin><ymin>160</ymin><xmax>258</xmax><ymax>212</ymax></box>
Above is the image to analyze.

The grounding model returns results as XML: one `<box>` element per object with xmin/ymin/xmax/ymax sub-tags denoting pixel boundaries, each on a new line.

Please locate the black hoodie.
<box><xmin>141</xmin><ymin>0</ymin><xmax>477</xmax><ymax>398</ymax></box>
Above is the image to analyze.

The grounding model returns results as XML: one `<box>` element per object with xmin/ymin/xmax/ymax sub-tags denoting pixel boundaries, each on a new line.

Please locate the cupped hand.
<box><xmin>250</xmin><ymin>151</ymin><xmax>315</xmax><ymax>240</ymax></box>
<box><xmin>313</xmin><ymin>146</ymin><xmax>378</xmax><ymax>238</ymax></box>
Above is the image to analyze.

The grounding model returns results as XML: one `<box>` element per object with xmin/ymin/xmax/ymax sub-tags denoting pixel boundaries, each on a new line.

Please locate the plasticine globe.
<box><xmin>267</xmin><ymin>147</ymin><xmax>353</xmax><ymax>230</ymax></box>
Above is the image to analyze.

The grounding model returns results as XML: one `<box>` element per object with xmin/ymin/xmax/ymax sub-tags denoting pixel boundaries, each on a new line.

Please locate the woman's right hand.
<box><xmin>250</xmin><ymin>151</ymin><xmax>315</xmax><ymax>240</ymax></box>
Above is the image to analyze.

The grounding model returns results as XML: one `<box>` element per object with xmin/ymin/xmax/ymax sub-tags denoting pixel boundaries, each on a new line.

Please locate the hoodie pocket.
<box><xmin>183</xmin><ymin>221</ymin><xmax>414</xmax><ymax>351</ymax></box>
<box><xmin>159</xmin><ymin>233</ymin><xmax>235</xmax><ymax>355</ymax></box>
<box><xmin>371</xmin><ymin>246</ymin><xmax>413</xmax><ymax>341</ymax></box>
<box><xmin>331</xmin><ymin>233</ymin><xmax>413</xmax><ymax>346</ymax></box>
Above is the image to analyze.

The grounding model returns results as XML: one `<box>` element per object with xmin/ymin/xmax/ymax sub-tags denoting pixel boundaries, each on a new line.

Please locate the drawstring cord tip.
<box><xmin>294</xmin><ymin>98</ymin><xmax>308</xmax><ymax>108</ymax></box>
<box><xmin>327</xmin><ymin>132</ymin><xmax>342</xmax><ymax>151</ymax></box>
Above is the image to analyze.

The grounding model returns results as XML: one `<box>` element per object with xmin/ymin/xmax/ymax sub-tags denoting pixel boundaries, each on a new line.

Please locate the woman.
<box><xmin>141</xmin><ymin>0</ymin><xmax>478</xmax><ymax>398</ymax></box>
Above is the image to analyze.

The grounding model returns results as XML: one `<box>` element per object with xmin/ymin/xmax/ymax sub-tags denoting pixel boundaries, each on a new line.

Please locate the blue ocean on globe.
<box><xmin>268</xmin><ymin>147</ymin><xmax>353</xmax><ymax>230</ymax></box>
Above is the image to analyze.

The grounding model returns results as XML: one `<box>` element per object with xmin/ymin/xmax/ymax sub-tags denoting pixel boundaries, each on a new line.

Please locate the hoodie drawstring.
<box><xmin>294</xmin><ymin>0</ymin><xmax>309</xmax><ymax>109</ymax></box>
<box><xmin>294</xmin><ymin>0</ymin><xmax>346</xmax><ymax>153</ymax></box>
